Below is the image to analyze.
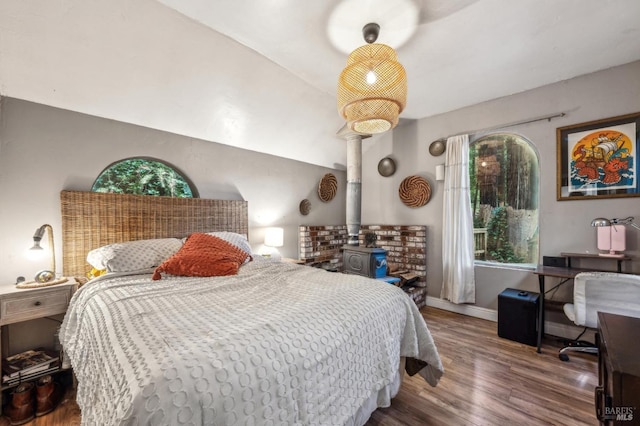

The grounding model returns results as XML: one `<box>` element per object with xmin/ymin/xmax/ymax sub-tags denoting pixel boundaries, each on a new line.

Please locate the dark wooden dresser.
<box><xmin>596</xmin><ymin>312</ymin><xmax>640</xmax><ymax>425</ymax></box>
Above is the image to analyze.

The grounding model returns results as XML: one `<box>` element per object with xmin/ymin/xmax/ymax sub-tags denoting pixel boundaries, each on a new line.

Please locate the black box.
<box><xmin>543</xmin><ymin>256</ymin><xmax>566</xmax><ymax>268</ymax></box>
<box><xmin>498</xmin><ymin>288</ymin><xmax>540</xmax><ymax>346</ymax></box>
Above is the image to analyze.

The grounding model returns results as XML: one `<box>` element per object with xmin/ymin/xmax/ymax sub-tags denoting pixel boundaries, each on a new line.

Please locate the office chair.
<box><xmin>559</xmin><ymin>271</ymin><xmax>640</xmax><ymax>361</ymax></box>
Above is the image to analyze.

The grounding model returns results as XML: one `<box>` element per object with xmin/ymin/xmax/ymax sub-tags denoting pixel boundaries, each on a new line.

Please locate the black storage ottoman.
<box><xmin>498</xmin><ymin>288</ymin><xmax>540</xmax><ymax>346</ymax></box>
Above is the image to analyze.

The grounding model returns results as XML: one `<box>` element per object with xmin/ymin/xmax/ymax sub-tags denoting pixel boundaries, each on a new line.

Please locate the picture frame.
<box><xmin>557</xmin><ymin>112</ymin><xmax>640</xmax><ymax>201</ymax></box>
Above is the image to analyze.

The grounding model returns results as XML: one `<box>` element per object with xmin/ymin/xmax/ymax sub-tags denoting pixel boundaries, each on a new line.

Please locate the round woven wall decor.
<box><xmin>399</xmin><ymin>175</ymin><xmax>431</xmax><ymax>207</ymax></box>
<box><xmin>318</xmin><ymin>173</ymin><xmax>338</xmax><ymax>202</ymax></box>
<box><xmin>299</xmin><ymin>199</ymin><xmax>311</xmax><ymax>215</ymax></box>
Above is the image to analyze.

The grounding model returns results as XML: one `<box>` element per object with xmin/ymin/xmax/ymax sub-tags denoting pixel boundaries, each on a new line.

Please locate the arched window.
<box><xmin>470</xmin><ymin>133</ymin><xmax>539</xmax><ymax>265</ymax></box>
<box><xmin>92</xmin><ymin>157</ymin><xmax>198</xmax><ymax>198</ymax></box>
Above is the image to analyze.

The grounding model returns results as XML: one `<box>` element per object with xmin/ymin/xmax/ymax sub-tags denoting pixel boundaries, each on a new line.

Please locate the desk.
<box><xmin>532</xmin><ymin>265</ymin><xmax>594</xmax><ymax>353</ymax></box>
<box><xmin>533</xmin><ymin>253</ymin><xmax>634</xmax><ymax>354</ymax></box>
<box><xmin>560</xmin><ymin>252</ymin><xmax>632</xmax><ymax>273</ymax></box>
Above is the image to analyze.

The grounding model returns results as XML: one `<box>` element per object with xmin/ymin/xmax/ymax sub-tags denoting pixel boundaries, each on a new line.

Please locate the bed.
<box><xmin>58</xmin><ymin>191</ymin><xmax>443</xmax><ymax>426</ymax></box>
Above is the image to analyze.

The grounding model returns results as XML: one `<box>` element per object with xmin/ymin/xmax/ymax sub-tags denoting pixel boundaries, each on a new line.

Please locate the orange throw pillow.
<box><xmin>152</xmin><ymin>233</ymin><xmax>251</xmax><ymax>280</ymax></box>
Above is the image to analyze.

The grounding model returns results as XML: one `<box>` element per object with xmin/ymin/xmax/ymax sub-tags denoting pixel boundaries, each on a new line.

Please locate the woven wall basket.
<box><xmin>399</xmin><ymin>175</ymin><xmax>431</xmax><ymax>207</ymax></box>
<box><xmin>318</xmin><ymin>173</ymin><xmax>338</xmax><ymax>202</ymax></box>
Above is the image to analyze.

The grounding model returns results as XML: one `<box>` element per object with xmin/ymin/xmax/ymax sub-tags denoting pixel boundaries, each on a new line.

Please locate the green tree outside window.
<box><xmin>92</xmin><ymin>158</ymin><xmax>197</xmax><ymax>198</ymax></box>
<box><xmin>470</xmin><ymin>134</ymin><xmax>539</xmax><ymax>265</ymax></box>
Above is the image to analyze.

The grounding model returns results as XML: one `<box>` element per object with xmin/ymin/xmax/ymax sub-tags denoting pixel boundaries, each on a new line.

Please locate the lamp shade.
<box><xmin>337</xmin><ymin>43</ymin><xmax>407</xmax><ymax>134</ymax></box>
<box><xmin>264</xmin><ymin>227</ymin><xmax>284</xmax><ymax>248</ymax></box>
<box><xmin>591</xmin><ymin>218</ymin><xmax>611</xmax><ymax>227</ymax></box>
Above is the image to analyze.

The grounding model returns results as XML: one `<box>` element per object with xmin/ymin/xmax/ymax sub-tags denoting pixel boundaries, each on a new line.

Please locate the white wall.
<box><xmin>2</xmin><ymin>61</ymin><xmax>638</xmax><ymax>314</ymax></box>
<box><xmin>362</xmin><ymin>60</ymin><xmax>640</xmax><ymax>311</ymax></box>
<box><xmin>0</xmin><ymin>98</ymin><xmax>346</xmax><ymax>284</ymax></box>
<box><xmin>0</xmin><ymin>0</ymin><xmax>347</xmax><ymax>170</ymax></box>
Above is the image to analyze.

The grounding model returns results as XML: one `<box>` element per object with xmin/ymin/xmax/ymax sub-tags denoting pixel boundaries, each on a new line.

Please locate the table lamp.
<box><xmin>591</xmin><ymin>217</ymin><xmax>640</xmax><ymax>258</ymax></box>
<box><xmin>20</xmin><ymin>224</ymin><xmax>68</xmax><ymax>287</ymax></box>
<box><xmin>262</xmin><ymin>227</ymin><xmax>284</xmax><ymax>258</ymax></box>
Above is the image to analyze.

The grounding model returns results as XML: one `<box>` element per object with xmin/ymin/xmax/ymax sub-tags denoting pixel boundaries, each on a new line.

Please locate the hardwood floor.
<box><xmin>367</xmin><ymin>308</ymin><xmax>598</xmax><ymax>426</ymax></box>
<box><xmin>0</xmin><ymin>307</ymin><xmax>598</xmax><ymax>426</ymax></box>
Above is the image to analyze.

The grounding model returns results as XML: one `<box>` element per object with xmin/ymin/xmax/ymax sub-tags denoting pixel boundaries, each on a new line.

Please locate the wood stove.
<box><xmin>342</xmin><ymin>245</ymin><xmax>387</xmax><ymax>278</ymax></box>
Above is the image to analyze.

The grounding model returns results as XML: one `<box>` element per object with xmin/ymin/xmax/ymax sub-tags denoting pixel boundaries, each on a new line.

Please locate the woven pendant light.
<box><xmin>337</xmin><ymin>23</ymin><xmax>407</xmax><ymax>134</ymax></box>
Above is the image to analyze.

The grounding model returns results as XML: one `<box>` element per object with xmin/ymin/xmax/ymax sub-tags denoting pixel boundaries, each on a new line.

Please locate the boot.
<box><xmin>4</xmin><ymin>382</ymin><xmax>35</xmax><ymax>426</ymax></box>
<box><xmin>35</xmin><ymin>375</ymin><xmax>64</xmax><ymax>417</ymax></box>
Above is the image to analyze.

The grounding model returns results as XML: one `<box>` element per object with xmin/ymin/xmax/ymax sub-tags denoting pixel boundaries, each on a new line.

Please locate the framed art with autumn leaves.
<box><xmin>557</xmin><ymin>112</ymin><xmax>640</xmax><ymax>200</ymax></box>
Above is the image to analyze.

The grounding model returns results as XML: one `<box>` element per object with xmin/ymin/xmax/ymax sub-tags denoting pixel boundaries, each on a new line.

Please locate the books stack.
<box><xmin>2</xmin><ymin>349</ymin><xmax>60</xmax><ymax>386</ymax></box>
<box><xmin>388</xmin><ymin>269</ymin><xmax>419</xmax><ymax>287</ymax></box>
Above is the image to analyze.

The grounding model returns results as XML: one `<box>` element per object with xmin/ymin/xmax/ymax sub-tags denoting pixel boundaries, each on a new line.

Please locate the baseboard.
<box><xmin>425</xmin><ymin>297</ymin><xmax>497</xmax><ymax>322</ymax></box>
<box><xmin>425</xmin><ymin>297</ymin><xmax>596</xmax><ymax>342</ymax></box>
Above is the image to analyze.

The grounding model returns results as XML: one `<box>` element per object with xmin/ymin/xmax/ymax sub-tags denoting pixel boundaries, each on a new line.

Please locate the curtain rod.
<box><xmin>434</xmin><ymin>112</ymin><xmax>566</xmax><ymax>142</ymax></box>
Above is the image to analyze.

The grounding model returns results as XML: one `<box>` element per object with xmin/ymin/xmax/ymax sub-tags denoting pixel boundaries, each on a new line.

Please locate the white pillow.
<box><xmin>87</xmin><ymin>238</ymin><xmax>184</xmax><ymax>273</ymax></box>
<box><xmin>206</xmin><ymin>232</ymin><xmax>252</xmax><ymax>258</ymax></box>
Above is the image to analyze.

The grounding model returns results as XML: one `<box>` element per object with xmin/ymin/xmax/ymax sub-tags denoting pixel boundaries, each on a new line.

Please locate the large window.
<box><xmin>470</xmin><ymin>134</ymin><xmax>539</xmax><ymax>265</ymax></box>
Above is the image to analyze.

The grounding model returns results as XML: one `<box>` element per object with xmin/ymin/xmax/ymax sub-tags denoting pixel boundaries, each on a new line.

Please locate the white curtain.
<box><xmin>441</xmin><ymin>134</ymin><xmax>475</xmax><ymax>304</ymax></box>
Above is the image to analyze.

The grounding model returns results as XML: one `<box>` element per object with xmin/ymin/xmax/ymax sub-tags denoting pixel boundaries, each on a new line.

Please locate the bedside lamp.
<box><xmin>21</xmin><ymin>224</ymin><xmax>68</xmax><ymax>287</ymax></box>
<box><xmin>591</xmin><ymin>217</ymin><xmax>640</xmax><ymax>258</ymax></box>
<box><xmin>262</xmin><ymin>227</ymin><xmax>284</xmax><ymax>258</ymax></box>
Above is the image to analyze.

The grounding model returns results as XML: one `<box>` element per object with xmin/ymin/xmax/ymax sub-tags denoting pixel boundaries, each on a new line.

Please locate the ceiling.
<box><xmin>1</xmin><ymin>0</ymin><xmax>640</xmax><ymax>169</ymax></box>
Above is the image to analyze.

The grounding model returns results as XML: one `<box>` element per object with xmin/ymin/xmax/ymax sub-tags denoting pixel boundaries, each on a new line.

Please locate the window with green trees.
<box><xmin>91</xmin><ymin>158</ymin><xmax>197</xmax><ymax>198</ymax></box>
<box><xmin>470</xmin><ymin>134</ymin><xmax>539</xmax><ymax>265</ymax></box>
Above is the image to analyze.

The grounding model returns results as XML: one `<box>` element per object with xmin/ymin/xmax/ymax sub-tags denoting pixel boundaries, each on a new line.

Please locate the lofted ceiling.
<box><xmin>1</xmin><ymin>0</ymin><xmax>640</xmax><ymax>169</ymax></box>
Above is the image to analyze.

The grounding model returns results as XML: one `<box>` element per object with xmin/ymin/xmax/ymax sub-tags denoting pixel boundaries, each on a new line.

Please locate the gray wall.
<box><xmin>0</xmin><ymin>98</ymin><xmax>346</xmax><ymax>284</ymax></box>
<box><xmin>361</xmin><ymin>60</ymin><xmax>640</xmax><ymax>310</ymax></box>
<box><xmin>1</xmin><ymin>61</ymin><xmax>639</xmax><ymax>314</ymax></box>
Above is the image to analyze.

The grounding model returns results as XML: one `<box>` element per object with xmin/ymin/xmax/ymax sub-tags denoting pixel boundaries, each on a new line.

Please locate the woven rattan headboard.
<box><xmin>60</xmin><ymin>190</ymin><xmax>249</xmax><ymax>278</ymax></box>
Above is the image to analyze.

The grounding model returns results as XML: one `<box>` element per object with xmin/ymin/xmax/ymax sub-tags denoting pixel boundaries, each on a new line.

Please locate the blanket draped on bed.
<box><xmin>60</xmin><ymin>259</ymin><xmax>443</xmax><ymax>426</ymax></box>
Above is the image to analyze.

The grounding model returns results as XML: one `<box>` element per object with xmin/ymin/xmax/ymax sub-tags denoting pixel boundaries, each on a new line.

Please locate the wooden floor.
<box><xmin>366</xmin><ymin>308</ymin><xmax>598</xmax><ymax>426</ymax></box>
<box><xmin>0</xmin><ymin>307</ymin><xmax>598</xmax><ymax>426</ymax></box>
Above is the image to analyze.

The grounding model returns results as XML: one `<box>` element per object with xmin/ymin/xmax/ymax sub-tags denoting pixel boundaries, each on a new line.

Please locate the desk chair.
<box><xmin>559</xmin><ymin>271</ymin><xmax>640</xmax><ymax>361</ymax></box>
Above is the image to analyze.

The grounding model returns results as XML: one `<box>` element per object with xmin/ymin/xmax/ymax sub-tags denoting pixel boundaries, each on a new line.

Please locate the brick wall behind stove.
<box><xmin>298</xmin><ymin>225</ymin><xmax>348</xmax><ymax>269</ymax></box>
<box><xmin>358</xmin><ymin>225</ymin><xmax>426</xmax><ymax>287</ymax></box>
<box><xmin>298</xmin><ymin>225</ymin><xmax>428</xmax><ymax>308</ymax></box>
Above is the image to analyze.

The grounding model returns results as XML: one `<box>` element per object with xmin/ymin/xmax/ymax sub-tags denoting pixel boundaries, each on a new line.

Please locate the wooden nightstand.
<box><xmin>0</xmin><ymin>280</ymin><xmax>77</xmax><ymax>399</ymax></box>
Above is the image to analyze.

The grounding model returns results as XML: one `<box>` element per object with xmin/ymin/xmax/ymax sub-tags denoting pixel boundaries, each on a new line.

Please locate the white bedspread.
<box><xmin>60</xmin><ymin>259</ymin><xmax>443</xmax><ymax>426</ymax></box>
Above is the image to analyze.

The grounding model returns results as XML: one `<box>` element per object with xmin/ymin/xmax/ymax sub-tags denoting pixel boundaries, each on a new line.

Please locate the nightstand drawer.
<box><xmin>0</xmin><ymin>288</ymin><xmax>72</xmax><ymax>325</ymax></box>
